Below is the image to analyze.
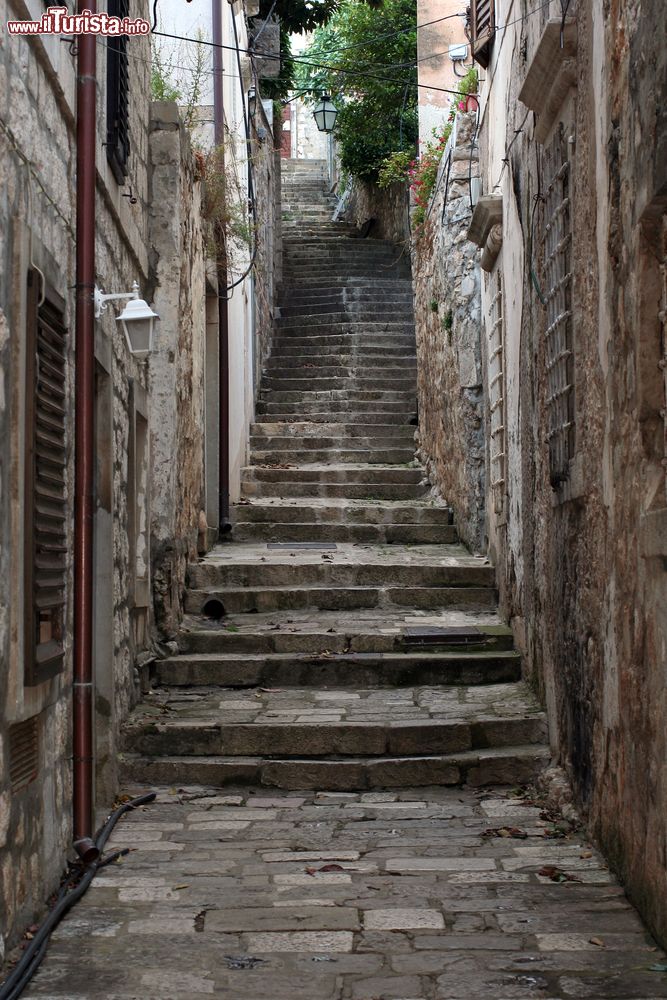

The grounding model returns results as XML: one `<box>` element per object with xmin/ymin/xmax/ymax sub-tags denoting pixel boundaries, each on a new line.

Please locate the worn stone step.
<box><xmin>262</xmin><ymin>380</ymin><xmax>416</xmax><ymax>395</ymax></box>
<box><xmin>188</xmin><ymin>559</ymin><xmax>495</xmax><ymax>591</ymax></box>
<box><xmin>276</xmin><ymin>312</ymin><xmax>414</xmax><ymax>329</ymax></box>
<box><xmin>268</xmin><ymin>348</ymin><xmax>417</xmax><ymax>360</ymax></box>
<box><xmin>184</xmin><ymin>583</ymin><xmax>497</xmax><ymax>614</ymax></box>
<box><xmin>157</xmin><ymin>650</ymin><xmax>522</xmax><ymax>688</ymax></box>
<box><xmin>254</xmin><ymin>410</ymin><xmax>416</xmax><ymax>424</ymax></box>
<box><xmin>123</xmin><ymin>683</ymin><xmax>545</xmax><ymax>757</ymax></box>
<box><xmin>242</xmin><ymin>465</ymin><xmax>423</xmax><ymax>485</ymax></box>
<box><xmin>240</xmin><ymin>482</ymin><xmax>429</xmax><ymax>502</ymax></box>
<box><xmin>120</xmin><ymin>744</ymin><xmax>550</xmax><ymax>789</ymax></box>
<box><xmin>264</xmin><ymin>365</ymin><xmax>416</xmax><ymax>378</ymax></box>
<box><xmin>270</xmin><ymin>335</ymin><xmax>416</xmax><ymax>351</ymax></box>
<box><xmin>250</xmin><ymin>448</ymin><xmax>415</xmax><ymax>466</ymax></box>
<box><xmin>229</xmin><ymin>521</ymin><xmax>457</xmax><ymax>544</ymax></box>
<box><xmin>250</xmin><ymin>422</ymin><xmax>416</xmax><ymax>439</ymax></box>
<box><xmin>178</xmin><ymin>611</ymin><xmax>513</xmax><ymax>655</ymax></box>
<box><xmin>259</xmin><ymin>390</ymin><xmax>415</xmax><ymax>405</ymax></box>
<box><xmin>276</xmin><ymin>324</ymin><xmax>415</xmax><ymax>338</ymax></box>
<box><xmin>230</xmin><ymin>498</ymin><xmax>452</xmax><ymax>524</ymax></box>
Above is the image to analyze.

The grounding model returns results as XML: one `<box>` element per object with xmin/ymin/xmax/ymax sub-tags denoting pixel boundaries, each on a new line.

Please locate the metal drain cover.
<box><xmin>401</xmin><ymin>626</ymin><xmax>483</xmax><ymax>647</ymax></box>
<box><xmin>267</xmin><ymin>543</ymin><xmax>338</xmax><ymax>550</ymax></box>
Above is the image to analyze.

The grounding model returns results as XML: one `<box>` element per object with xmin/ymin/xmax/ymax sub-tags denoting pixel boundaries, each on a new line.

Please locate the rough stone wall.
<box><xmin>472</xmin><ymin>0</ymin><xmax>667</xmax><ymax>945</ymax></box>
<box><xmin>148</xmin><ymin>103</ymin><xmax>207</xmax><ymax>641</ymax></box>
<box><xmin>412</xmin><ymin>114</ymin><xmax>486</xmax><ymax>552</ymax></box>
<box><xmin>342</xmin><ymin>177</ymin><xmax>411</xmax><ymax>244</ymax></box>
<box><xmin>0</xmin><ymin>0</ymin><xmax>161</xmax><ymax>956</ymax></box>
<box><xmin>251</xmin><ymin>100</ymin><xmax>281</xmax><ymax>393</ymax></box>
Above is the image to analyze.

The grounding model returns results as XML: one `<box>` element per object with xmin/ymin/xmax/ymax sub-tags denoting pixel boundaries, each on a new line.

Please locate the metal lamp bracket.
<box><xmin>94</xmin><ymin>281</ymin><xmax>139</xmax><ymax>319</ymax></box>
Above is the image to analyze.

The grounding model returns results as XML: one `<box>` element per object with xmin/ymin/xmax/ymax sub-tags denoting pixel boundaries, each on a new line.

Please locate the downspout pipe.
<box><xmin>212</xmin><ymin>0</ymin><xmax>231</xmax><ymax>533</ymax></box>
<box><xmin>73</xmin><ymin>11</ymin><xmax>97</xmax><ymax>840</ymax></box>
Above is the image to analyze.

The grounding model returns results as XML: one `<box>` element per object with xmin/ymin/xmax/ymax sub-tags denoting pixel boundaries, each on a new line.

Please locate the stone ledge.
<box><xmin>467</xmin><ymin>195</ymin><xmax>503</xmax><ymax>249</ymax></box>
<box><xmin>519</xmin><ymin>18</ymin><xmax>578</xmax><ymax>144</ymax></box>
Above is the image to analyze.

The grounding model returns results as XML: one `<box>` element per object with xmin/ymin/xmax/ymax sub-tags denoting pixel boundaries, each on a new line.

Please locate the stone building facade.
<box><xmin>414</xmin><ymin>0</ymin><xmax>667</xmax><ymax>945</ymax></box>
<box><xmin>0</xmin><ymin>0</ymin><xmax>278</xmax><ymax>959</ymax></box>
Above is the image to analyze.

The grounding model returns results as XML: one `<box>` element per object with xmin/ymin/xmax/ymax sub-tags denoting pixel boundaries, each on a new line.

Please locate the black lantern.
<box><xmin>313</xmin><ymin>94</ymin><xmax>338</xmax><ymax>133</ymax></box>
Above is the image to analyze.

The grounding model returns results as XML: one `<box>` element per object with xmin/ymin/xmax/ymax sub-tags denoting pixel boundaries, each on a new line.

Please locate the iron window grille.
<box><xmin>488</xmin><ymin>269</ymin><xmax>506</xmax><ymax>512</ymax></box>
<box><xmin>106</xmin><ymin>0</ymin><xmax>130</xmax><ymax>183</ymax></box>
<box><xmin>24</xmin><ymin>272</ymin><xmax>69</xmax><ymax>685</ymax></box>
<box><xmin>543</xmin><ymin>124</ymin><xmax>575</xmax><ymax>488</ymax></box>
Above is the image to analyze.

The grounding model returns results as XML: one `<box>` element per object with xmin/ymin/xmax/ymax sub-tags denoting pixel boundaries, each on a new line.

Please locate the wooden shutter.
<box><xmin>106</xmin><ymin>0</ymin><xmax>130</xmax><ymax>183</ymax></box>
<box><xmin>24</xmin><ymin>272</ymin><xmax>68</xmax><ymax>685</ymax></box>
<box><xmin>469</xmin><ymin>0</ymin><xmax>495</xmax><ymax>69</ymax></box>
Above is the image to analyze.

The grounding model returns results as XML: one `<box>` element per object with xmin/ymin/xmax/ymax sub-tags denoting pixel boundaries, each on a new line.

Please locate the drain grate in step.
<box><xmin>267</xmin><ymin>542</ymin><xmax>338</xmax><ymax>550</ymax></box>
<box><xmin>401</xmin><ymin>626</ymin><xmax>484</xmax><ymax>647</ymax></box>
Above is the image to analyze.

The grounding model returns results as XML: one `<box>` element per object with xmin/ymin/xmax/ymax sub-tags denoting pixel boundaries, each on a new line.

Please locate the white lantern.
<box><xmin>95</xmin><ymin>280</ymin><xmax>159</xmax><ymax>359</ymax></box>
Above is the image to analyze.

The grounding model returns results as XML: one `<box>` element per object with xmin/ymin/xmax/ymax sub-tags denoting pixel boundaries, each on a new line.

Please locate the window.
<box><xmin>106</xmin><ymin>0</ymin><xmax>130</xmax><ymax>183</ymax></box>
<box><xmin>468</xmin><ymin>0</ymin><xmax>495</xmax><ymax>69</ymax></box>
<box><xmin>488</xmin><ymin>270</ymin><xmax>506</xmax><ymax>513</ymax></box>
<box><xmin>24</xmin><ymin>272</ymin><xmax>68</xmax><ymax>685</ymax></box>
<box><xmin>543</xmin><ymin>123</ymin><xmax>575</xmax><ymax>489</ymax></box>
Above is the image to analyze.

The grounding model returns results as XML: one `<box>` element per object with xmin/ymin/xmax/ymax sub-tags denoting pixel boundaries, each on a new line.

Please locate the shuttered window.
<box><xmin>106</xmin><ymin>0</ymin><xmax>130</xmax><ymax>183</ymax></box>
<box><xmin>24</xmin><ymin>272</ymin><xmax>68</xmax><ymax>686</ymax></box>
<box><xmin>469</xmin><ymin>0</ymin><xmax>495</xmax><ymax>69</ymax></box>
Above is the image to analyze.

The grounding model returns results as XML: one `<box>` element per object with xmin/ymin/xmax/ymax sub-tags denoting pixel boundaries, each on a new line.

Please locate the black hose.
<box><xmin>0</xmin><ymin>792</ymin><xmax>156</xmax><ymax>1000</ymax></box>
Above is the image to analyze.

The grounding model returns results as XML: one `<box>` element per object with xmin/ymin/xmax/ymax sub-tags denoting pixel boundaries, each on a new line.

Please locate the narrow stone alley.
<box><xmin>14</xmin><ymin>161</ymin><xmax>667</xmax><ymax>999</ymax></box>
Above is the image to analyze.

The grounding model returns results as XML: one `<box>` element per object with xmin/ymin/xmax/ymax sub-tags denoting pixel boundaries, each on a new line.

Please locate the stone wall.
<box><xmin>471</xmin><ymin>0</ymin><xmax>667</xmax><ymax>946</ymax></box>
<box><xmin>250</xmin><ymin>100</ymin><xmax>282</xmax><ymax>395</ymax></box>
<box><xmin>148</xmin><ymin>103</ymin><xmax>207</xmax><ymax>641</ymax></box>
<box><xmin>341</xmin><ymin>177</ymin><xmax>411</xmax><ymax>245</ymax></box>
<box><xmin>0</xmin><ymin>7</ymin><xmax>209</xmax><ymax>959</ymax></box>
<box><xmin>412</xmin><ymin>114</ymin><xmax>487</xmax><ymax>552</ymax></box>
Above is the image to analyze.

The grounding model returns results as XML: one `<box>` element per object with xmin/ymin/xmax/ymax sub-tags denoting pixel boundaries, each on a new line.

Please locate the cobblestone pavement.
<box><xmin>20</xmin><ymin>785</ymin><xmax>667</xmax><ymax>999</ymax></box>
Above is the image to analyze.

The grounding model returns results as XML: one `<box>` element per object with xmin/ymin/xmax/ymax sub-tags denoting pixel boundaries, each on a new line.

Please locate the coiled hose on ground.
<box><xmin>0</xmin><ymin>791</ymin><xmax>156</xmax><ymax>1000</ymax></box>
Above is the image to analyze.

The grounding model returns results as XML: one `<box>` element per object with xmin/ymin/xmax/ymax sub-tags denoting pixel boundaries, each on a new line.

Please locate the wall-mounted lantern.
<box><xmin>313</xmin><ymin>94</ymin><xmax>338</xmax><ymax>134</ymax></box>
<box><xmin>94</xmin><ymin>281</ymin><xmax>159</xmax><ymax>359</ymax></box>
<box><xmin>247</xmin><ymin>86</ymin><xmax>257</xmax><ymax>118</ymax></box>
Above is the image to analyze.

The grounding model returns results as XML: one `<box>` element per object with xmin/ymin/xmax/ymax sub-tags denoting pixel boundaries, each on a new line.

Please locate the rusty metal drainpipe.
<box><xmin>73</xmin><ymin>12</ymin><xmax>97</xmax><ymax>841</ymax></box>
<box><xmin>212</xmin><ymin>0</ymin><xmax>231</xmax><ymax>533</ymax></box>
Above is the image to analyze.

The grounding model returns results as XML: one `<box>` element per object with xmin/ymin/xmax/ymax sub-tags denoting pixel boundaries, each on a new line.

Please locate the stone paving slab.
<box><xmin>17</xmin><ymin>786</ymin><xmax>667</xmax><ymax>1000</ymax></box>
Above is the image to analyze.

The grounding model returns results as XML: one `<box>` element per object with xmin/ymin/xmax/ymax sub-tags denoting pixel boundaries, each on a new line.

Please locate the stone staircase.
<box><xmin>121</xmin><ymin>158</ymin><xmax>549</xmax><ymax>791</ymax></box>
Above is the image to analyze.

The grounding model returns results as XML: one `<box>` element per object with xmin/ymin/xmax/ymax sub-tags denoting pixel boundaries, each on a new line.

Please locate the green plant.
<box><xmin>442</xmin><ymin>309</ymin><xmax>454</xmax><ymax>338</ymax></box>
<box><xmin>295</xmin><ymin>0</ymin><xmax>417</xmax><ymax>180</ymax></box>
<box><xmin>150</xmin><ymin>29</ymin><xmax>208</xmax><ymax>132</ymax></box>
<box><xmin>201</xmin><ymin>144</ymin><xmax>254</xmax><ymax>275</ymax></box>
<box><xmin>430</xmin><ymin>299</ymin><xmax>439</xmax><ymax>313</ymax></box>
<box><xmin>378</xmin><ymin>150</ymin><xmax>414</xmax><ymax>189</ymax></box>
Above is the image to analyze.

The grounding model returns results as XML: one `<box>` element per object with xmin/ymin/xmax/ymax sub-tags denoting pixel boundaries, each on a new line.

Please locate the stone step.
<box><xmin>269</xmin><ymin>334</ymin><xmax>416</xmax><ymax>350</ymax></box>
<box><xmin>230</xmin><ymin>498</ymin><xmax>452</xmax><ymax>524</ymax></box>
<box><xmin>178</xmin><ymin>611</ymin><xmax>512</xmax><ymax>654</ymax></box>
<box><xmin>188</xmin><ymin>558</ymin><xmax>495</xmax><ymax>591</ymax></box>
<box><xmin>250</xmin><ymin>448</ymin><xmax>416</xmax><ymax>466</ymax></box>
<box><xmin>263</xmin><ymin>364</ymin><xmax>416</xmax><ymax>378</ymax></box>
<box><xmin>184</xmin><ymin>583</ymin><xmax>497</xmax><ymax>614</ymax></box>
<box><xmin>242</xmin><ymin>466</ymin><xmax>424</xmax><ymax>485</ymax></box>
<box><xmin>156</xmin><ymin>649</ymin><xmax>522</xmax><ymax>688</ymax></box>
<box><xmin>249</xmin><ymin>432</ymin><xmax>414</xmax><ymax>449</ymax></box>
<box><xmin>276</xmin><ymin>324</ymin><xmax>415</xmax><ymax>338</ymax></box>
<box><xmin>250</xmin><ymin>422</ymin><xmax>416</xmax><ymax>439</ymax></box>
<box><xmin>120</xmin><ymin>744</ymin><xmax>551</xmax><ymax>789</ymax></box>
<box><xmin>261</xmin><ymin>378</ymin><xmax>416</xmax><ymax>394</ymax></box>
<box><xmin>276</xmin><ymin>312</ymin><xmax>414</xmax><ymax>329</ymax></box>
<box><xmin>258</xmin><ymin>390</ymin><xmax>415</xmax><ymax>404</ymax></box>
<box><xmin>278</xmin><ymin>302</ymin><xmax>414</xmax><ymax>318</ymax></box>
<box><xmin>229</xmin><ymin>521</ymin><xmax>457</xmax><ymax>544</ymax></box>
<box><xmin>254</xmin><ymin>410</ymin><xmax>417</xmax><ymax>424</ymax></box>
<box><xmin>268</xmin><ymin>347</ymin><xmax>417</xmax><ymax>360</ymax></box>
<box><xmin>123</xmin><ymin>683</ymin><xmax>546</xmax><ymax>757</ymax></box>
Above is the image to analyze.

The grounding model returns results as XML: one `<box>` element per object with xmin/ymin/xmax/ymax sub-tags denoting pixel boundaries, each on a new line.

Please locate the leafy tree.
<box><xmin>294</xmin><ymin>0</ymin><xmax>417</xmax><ymax>180</ymax></box>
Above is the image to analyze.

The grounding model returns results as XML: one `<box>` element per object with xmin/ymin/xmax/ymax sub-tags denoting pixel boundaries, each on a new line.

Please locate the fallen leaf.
<box><xmin>483</xmin><ymin>827</ymin><xmax>528</xmax><ymax>840</ymax></box>
<box><xmin>173</xmin><ymin>884</ymin><xmax>190</xmax><ymax>891</ymax></box>
<box><xmin>589</xmin><ymin>937</ymin><xmax>605</xmax><ymax>948</ymax></box>
<box><xmin>580</xmin><ymin>850</ymin><xmax>593</xmax><ymax>859</ymax></box>
<box><xmin>537</xmin><ymin>865</ymin><xmax>582</xmax><ymax>883</ymax></box>
<box><xmin>648</xmin><ymin>963</ymin><xmax>667</xmax><ymax>972</ymax></box>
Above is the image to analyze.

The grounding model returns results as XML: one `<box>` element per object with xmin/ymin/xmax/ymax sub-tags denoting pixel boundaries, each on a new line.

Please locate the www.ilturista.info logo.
<box><xmin>6</xmin><ymin>6</ymin><xmax>150</xmax><ymax>35</ymax></box>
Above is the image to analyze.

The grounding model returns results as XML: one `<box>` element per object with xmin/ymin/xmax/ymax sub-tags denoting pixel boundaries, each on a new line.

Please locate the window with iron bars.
<box><xmin>543</xmin><ymin>123</ymin><xmax>575</xmax><ymax>489</ymax></box>
<box><xmin>488</xmin><ymin>269</ymin><xmax>506</xmax><ymax>513</ymax></box>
